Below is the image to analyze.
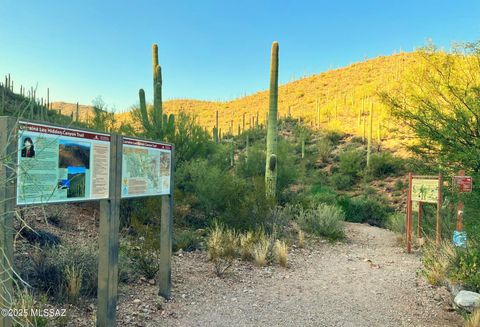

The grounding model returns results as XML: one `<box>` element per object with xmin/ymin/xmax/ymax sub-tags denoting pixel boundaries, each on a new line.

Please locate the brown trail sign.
<box><xmin>0</xmin><ymin>116</ymin><xmax>174</xmax><ymax>327</ymax></box>
<box><xmin>406</xmin><ymin>173</ymin><xmax>442</xmax><ymax>253</ymax></box>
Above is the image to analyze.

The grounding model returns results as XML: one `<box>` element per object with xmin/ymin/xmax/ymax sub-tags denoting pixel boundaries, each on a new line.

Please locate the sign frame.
<box><xmin>406</xmin><ymin>173</ymin><xmax>443</xmax><ymax>253</ymax></box>
<box><xmin>16</xmin><ymin>119</ymin><xmax>112</xmax><ymax>206</ymax></box>
<box><xmin>121</xmin><ymin>136</ymin><xmax>173</xmax><ymax>199</ymax></box>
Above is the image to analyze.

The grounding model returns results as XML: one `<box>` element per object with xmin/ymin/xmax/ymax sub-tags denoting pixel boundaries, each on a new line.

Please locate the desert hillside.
<box><xmin>117</xmin><ymin>52</ymin><xmax>417</xmax><ymax>140</ymax></box>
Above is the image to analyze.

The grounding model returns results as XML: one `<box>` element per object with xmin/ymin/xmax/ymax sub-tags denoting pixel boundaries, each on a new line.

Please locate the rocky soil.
<box><xmin>100</xmin><ymin>222</ymin><xmax>463</xmax><ymax>327</ymax></box>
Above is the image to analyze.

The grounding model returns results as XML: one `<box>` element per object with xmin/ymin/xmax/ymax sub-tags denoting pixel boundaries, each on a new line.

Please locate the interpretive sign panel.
<box><xmin>121</xmin><ymin>137</ymin><xmax>172</xmax><ymax>198</ymax></box>
<box><xmin>17</xmin><ymin>121</ymin><xmax>111</xmax><ymax>205</ymax></box>
<box><xmin>411</xmin><ymin>178</ymin><xmax>439</xmax><ymax>203</ymax></box>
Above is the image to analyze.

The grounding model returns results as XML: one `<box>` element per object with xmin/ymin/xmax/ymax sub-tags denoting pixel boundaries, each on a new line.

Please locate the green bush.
<box><xmin>309</xmin><ymin>184</ymin><xmax>338</xmax><ymax>205</ymax></box>
<box><xmin>324</xmin><ymin>131</ymin><xmax>344</xmax><ymax>145</ymax></box>
<box><xmin>337</xmin><ymin>196</ymin><xmax>391</xmax><ymax>227</ymax></box>
<box><xmin>451</xmin><ymin>243</ymin><xmax>480</xmax><ymax>292</ymax></box>
<box><xmin>386</xmin><ymin>212</ymin><xmax>406</xmax><ymax>234</ymax></box>
<box><xmin>124</xmin><ymin>238</ymin><xmax>160</xmax><ymax>280</ymax></box>
<box><xmin>296</xmin><ymin>204</ymin><xmax>345</xmax><ymax>241</ymax></box>
<box><xmin>173</xmin><ymin>229</ymin><xmax>202</xmax><ymax>252</ymax></box>
<box><xmin>338</xmin><ymin>148</ymin><xmax>365</xmax><ymax>178</ymax></box>
<box><xmin>317</xmin><ymin>138</ymin><xmax>332</xmax><ymax>163</ymax></box>
<box><xmin>176</xmin><ymin>159</ymin><xmax>271</xmax><ymax>231</ymax></box>
<box><xmin>330</xmin><ymin>173</ymin><xmax>354</xmax><ymax>190</ymax></box>
<box><xmin>236</xmin><ymin>143</ymin><xmax>265</xmax><ymax>178</ymax></box>
<box><xmin>367</xmin><ymin>152</ymin><xmax>404</xmax><ymax>178</ymax></box>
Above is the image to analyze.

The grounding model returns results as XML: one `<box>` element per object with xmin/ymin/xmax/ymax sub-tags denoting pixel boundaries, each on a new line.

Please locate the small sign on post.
<box><xmin>453</xmin><ymin>175</ymin><xmax>472</xmax><ymax>193</ymax></box>
<box><xmin>452</xmin><ymin>171</ymin><xmax>472</xmax><ymax>247</ymax></box>
<box><xmin>406</xmin><ymin>174</ymin><xmax>443</xmax><ymax>253</ymax></box>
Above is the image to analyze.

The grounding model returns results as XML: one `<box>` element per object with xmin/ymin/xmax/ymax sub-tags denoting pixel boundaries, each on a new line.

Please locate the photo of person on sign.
<box><xmin>21</xmin><ymin>137</ymin><xmax>36</xmax><ymax>158</ymax></box>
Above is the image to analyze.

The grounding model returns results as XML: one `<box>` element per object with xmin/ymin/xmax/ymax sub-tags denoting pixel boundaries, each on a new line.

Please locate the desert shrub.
<box><xmin>207</xmin><ymin>224</ymin><xmax>238</xmax><ymax>276</ymax></box>
<box><xmin>19</xmin><ymin>244</ymin><xmax>98</xmax><ymax>301</ymax></box>
<box><xmin>125</xmin><ymin>237</ymin><xmax>160</xmax><ymax>279</ymax></box>
<box><xmin>20</xmin><ymin>228</ymin><xmax>61</xmax><ymax>247</ymax></box>
<box><xmin>309</xmin><ymin>184</ymin><xmax>338</xmax><ymax>205</ymax></box>
<box><xmin>273</xmin><ymin>240</ymin><xmax>288</xmax><ymax>267</ymax></box>
<box><xmin>177</xmin><ymin>159</ymin><xmax>271</xmax><ymax>231</ymax></box>
<box><xmin>277</xmin><ymin>139</ymin><xmax>299</xmax><ymax>196</ymax></box>
<box><xmin>386</xmin><ymin>212</ymin><xmax>406</xmax><ymax>234</ymax></box>
<box><xmin>172</xmin><ymin>112</ymin><xmax>215</xmax><ymax>164</ymax></box>
<box><xmin>263</xmin><ymin>204</ymin><xmax>299</xmax><ymax>238</ymax></box>
<box><xmin>450</xmin><ymin>243</ymin><xmax>480</xmax><ymax>292</ymax></box>
<box><xmin>324</xmin><ymin>131</ymin><xmax>344</xmax><ymax>145</ymax></box>
<box><xmin>236</xmin><ymin>143</ymin><xmax>265</xmax><ymax>178</ymax></box>
<box><xmin>173</xmin><ymin>229</ymin><xmax>202</xmax><ymax>252</ymax></box>
<box><xmin>421</xmin><ymin>240</ymin><xmax>457</xmax><ymax>286</ymax></box>
<box><xmin>330</xmin><ymin>173</ymin><xmax>354</xmax><ymax>190</ymax></box>
<box><xmin>394</xmin><ymin>179</ymin><xmax>405</xmax><ymax>191</ymax></box>
<box><xmin>337</xmin><ymin>148</ymin><xmax>365</xmax><ymax>179</ymax></box>
<box><xmin>317</xmin><ymin>138</ymin><xmax>332</xmax><ymax>162</ymax></box>
<box><xmin>337</xmin><ymin>196</ymin><xmax>391</xmax><ymax>227</ymax></box>
<box><xmin>296</xmin><ymin>204</ymin><xmax>345</xmax><ymax>241</ymax></box>
<box><xmin>367</xmin><ymin>152</ymin><xmax>404</xmax><ymax>178</ymax></box>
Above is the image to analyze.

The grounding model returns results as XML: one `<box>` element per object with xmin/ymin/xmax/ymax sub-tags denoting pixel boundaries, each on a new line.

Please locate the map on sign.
<box><xmin>411</xmin><ymin>178</ymin><xmax>439</xmax><ymax>203</ymax></box>
<box><xmin>121</xmin><ymin>137</ymin><xmax>172</xmax><ymax>198</ymax></box>
<box><xmin>17</xmin><ymin>121</ymin><xmax>111</xmax><ymax>205</ymax></box>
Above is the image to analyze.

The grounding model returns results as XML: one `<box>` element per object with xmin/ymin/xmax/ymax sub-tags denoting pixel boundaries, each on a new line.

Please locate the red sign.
<box><xmin>453</xmin><ymin>176</ymin><xmax>473</xmax><ymax>193</ymax></box>
<box><xmin>123</xmin><ymin>137</ymin><xmax>172</xmax><ymax>150</ymax></box>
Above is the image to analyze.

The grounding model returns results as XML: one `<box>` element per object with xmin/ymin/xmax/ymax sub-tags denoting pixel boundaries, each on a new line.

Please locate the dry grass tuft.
<box><xmin>65</xmin><ymin>264</ymin><xmax>83</xmax><ymax>303</ymax></box>
<box><xmin>274</xmin><ymin>240</ymin><xmax>288</xmax><ymax>267</ymax></box>
<box><xmin>465</xmin><ymin>308</ymin><xmax>480</xmax><ymax>327</ymax></box>
<box><xmin>421</xmin><ymin>239</ymin><xmax>456</xmax><ymax>286</ymax></box>
<box><xmin>298</xmin><ymin>229</ymin><xmax>305</xmax><ymax>248</ymax></box>
<box><xmin>253</xmin><ymin>238</ymin><xmax>270</xmax><ymax>267</ymax></box>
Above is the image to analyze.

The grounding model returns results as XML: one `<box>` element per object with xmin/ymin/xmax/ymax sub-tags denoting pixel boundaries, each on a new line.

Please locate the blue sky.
<box><xmin>1</xmin><ymin>0</ymin><xmax>479</xmax><ymax>112</ymax></box>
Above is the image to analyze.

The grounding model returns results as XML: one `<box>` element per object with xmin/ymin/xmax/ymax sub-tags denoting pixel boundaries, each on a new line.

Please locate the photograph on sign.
<box><xmin>411</xmin><ymin>178</ymin><xmax>439</xmax><ymax>203</ymax></box>
<box><xmin>17</xmin><ymin>121</ymin><xmax>111</xmax><ymax>205</ymax></box>
<box><xmin>121</xmin><ymin>138</ymin><xmax>172</xmax><ymax>198</ymax></box>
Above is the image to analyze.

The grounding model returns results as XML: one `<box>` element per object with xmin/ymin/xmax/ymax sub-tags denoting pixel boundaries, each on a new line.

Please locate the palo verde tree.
<box><xmin>265</xmin><ymin>41</ymin><xmax>279</xmax><ymax>199</ymax></box>
<box><xmin>380</xmin><ymin>41</ymin><xmax>480</xmax><ymax>172</ymax></box>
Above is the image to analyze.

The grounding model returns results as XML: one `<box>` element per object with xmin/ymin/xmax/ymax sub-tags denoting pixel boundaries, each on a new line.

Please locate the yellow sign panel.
<box><xmin>412</xmin><ymin>200</ymin><xmax>419</xmax><ymax>211</ymax></box>
<box><xmin>411</xmin><ymin>179</ymin><xmax>439</xmax><ymax>203</ymax></box>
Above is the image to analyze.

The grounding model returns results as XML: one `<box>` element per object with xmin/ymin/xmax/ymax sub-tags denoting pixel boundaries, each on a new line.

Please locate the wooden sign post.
<box><xmin>97</xmin><ymin>134</ymin><xmax>122</xmax><ymax>327</ymax></box>
<box><xmin>159</xmin><ymin>145</ymin><xmax>174</xmax><ymax>299</ymax></box>
<box><xmin>406</xmin><ymin>173</ymin><xmax>443</xmax><ymax>253</ymax></box>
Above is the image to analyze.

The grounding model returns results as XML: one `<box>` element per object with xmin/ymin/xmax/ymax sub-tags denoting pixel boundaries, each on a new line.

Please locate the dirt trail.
<box><xmin>117</xmin><ymin>223</ymin><xmax>463</xmax><ymax>327</ymax></box>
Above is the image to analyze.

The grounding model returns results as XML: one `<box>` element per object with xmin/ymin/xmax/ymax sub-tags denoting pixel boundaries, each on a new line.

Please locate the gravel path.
<box><xmin>116</xmin><ymin>223</ymin><xmax>463</xmax><ymax>327</ymax></box>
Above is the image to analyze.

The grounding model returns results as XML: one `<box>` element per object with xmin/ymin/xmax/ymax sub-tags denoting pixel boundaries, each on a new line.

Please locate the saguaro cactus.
<box><xmin>138</xmin><ymin>44</ymin><xmax>174</xmax><ymax>140</ymax></box>
<box><xmin>367</xmin><ymin>103</ymin><xmax>373</xmax><ymax>168</ymax></box>
<box><xmin>265</xmin><ymin>41</ymin><xmax>279</xmax><ymax>199</ymax></box>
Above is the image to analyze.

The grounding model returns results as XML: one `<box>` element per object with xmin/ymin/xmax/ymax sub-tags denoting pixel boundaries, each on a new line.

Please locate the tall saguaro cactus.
<box><xmin>367</xmin><ymin>102</ymin><xmax>373</xmax><ymax>168</ymax></box>
<box><xmin>138</xmin><ymin>44</ymin><xmax>174</xmax><ymax>140</ymax></box>
<box><xmin>265</xmin><ymin>41</ymin><xmax>279</xmax><ymax>199</ymax></box>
